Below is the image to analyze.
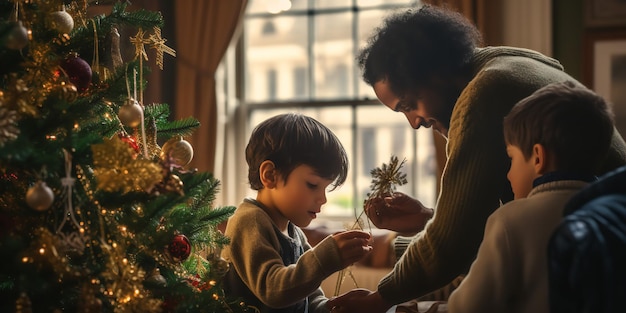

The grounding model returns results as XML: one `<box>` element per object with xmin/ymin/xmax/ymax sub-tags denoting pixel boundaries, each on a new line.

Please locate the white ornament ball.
<box><xmin>48</xmin><ymin>8</ymin><xmax>74</xmax><ymax>34</ymax></box>
<box><xmin>161</xmin><ymin>137</ymin><xmax>194</xmax><ymax>166</ymax></box>
<box><xmin>26</xmin><ymin>181</ymin><xmax>55</xmax><ymax>211</ymax></box>
<box><xmin>6</xmin><ymin>22</ymin><xmax>29</xmax><ymax>50</ymax></box>
<box><xmin>118</xmin><ymin>98</ymin><xmax>144</xmax><ymax>128</ymax></box>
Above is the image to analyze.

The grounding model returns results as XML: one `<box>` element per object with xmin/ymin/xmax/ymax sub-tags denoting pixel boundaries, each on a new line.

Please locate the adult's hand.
<box><xmin>365</xmin><ymin>192</ymin><xmax>434</xmax><ymax>234</ymax></box>
<box><xmin>328</xmin><ymin>289</ymin><xmax>392</xmax><ymax>313</ymax></box>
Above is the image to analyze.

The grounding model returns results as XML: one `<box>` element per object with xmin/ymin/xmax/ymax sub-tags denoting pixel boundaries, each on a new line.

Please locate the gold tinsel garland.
<box><xmin>91</xmin><ymin>136</ymin><xmax>163</xmax><ymax>194</ymax></box>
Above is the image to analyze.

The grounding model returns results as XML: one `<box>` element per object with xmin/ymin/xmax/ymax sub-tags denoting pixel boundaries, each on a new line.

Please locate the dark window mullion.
<box><xmin>351</xmin><ymin>103</ymin><xmax>358</xmax><ymax>216</ymax></box>
<box><xmin>308</xmin><ymin>0</ymin><xmax>315</xmax><ymax>100</ymax></box>
<box><xmin>351</xmin><ymin>0</ymin><xmax>360</xmax><ymax>216</ymax></box>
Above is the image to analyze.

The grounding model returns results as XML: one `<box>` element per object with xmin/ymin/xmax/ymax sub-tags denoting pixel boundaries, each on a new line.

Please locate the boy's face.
<box><xmin>265</xmin><ymin>164</ymin><xmax>333</xmax><ymax>229</ymax></box>
<box><xmin>506</xmin><ymin>144</ymin><xmax>538</xmax><ymax>199</ymax></box>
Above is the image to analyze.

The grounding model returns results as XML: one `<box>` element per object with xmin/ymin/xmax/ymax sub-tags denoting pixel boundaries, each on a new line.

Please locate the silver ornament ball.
<box><xmin>48</xmin><ymin>9</ymin><xmax>74</xmax><ymax>34</ymax></box>
<box><xmin>6</xmin><ymin>21</ymin><xmax>29</xmax><ymax>50</ymax></box>
<box><xmin>118</xmin><ymin>98</ymin><xmax>144</xmax><ymax>128</ymax></box>
<box><xmin>26</xmin><ymin>181</ymin><xmax>55</xmax><ymax>211</ymax></box>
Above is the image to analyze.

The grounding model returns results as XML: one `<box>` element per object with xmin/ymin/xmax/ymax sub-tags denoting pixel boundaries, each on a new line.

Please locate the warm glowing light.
<box><xmin>266</xmin><ymin>0</ymin><xmax>291</xmax><ymax>14</ymax></box>
<box><xmin>39</xmin><ymin>248</ymin><xmax>45</xmax><ymax>254</ymax></box>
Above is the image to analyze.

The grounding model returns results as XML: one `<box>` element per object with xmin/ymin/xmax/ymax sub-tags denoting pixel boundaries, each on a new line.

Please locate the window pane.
<box><xmin>245</xmin><ymin>15</ymin><xmax>309</xmax><ymax>102</ymax></box>
<box><xmin>357</xmin><ymin>9</ymin><xmax>386</xmax><ymax>99</ymax></box>
<box><xmin>240</xmin><ymin>0</ymin><xmax>433</xmax><ymax>222</ymax></box>
<box><xmin>313</xmin><ymin>12</ymin><xmax>354</xmax><ymax>99</ymax></box>
<box><xmin>314</xmin><ymin>0</ymin><xmax>352</xmax><ymax>9</ymax></box>
<box><xmin>355</xmin><ymin>105</ymin><xmax>437</xmax><ymax>210</ymax></box>
<box><xmin>247</xmin><ymin>0</ymin><xmax>308</xmax><ymax>14</ymax></box>
<box><xmin>357</xmin><ymin>0</ymin><xmax>417</xmax><ymax>7</ymax></box>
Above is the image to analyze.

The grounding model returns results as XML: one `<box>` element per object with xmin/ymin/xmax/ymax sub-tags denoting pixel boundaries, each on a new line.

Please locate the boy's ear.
<box><xmin>533</xmin><ymin>143</ymin><xmax>549</xmax><ymax>175</ymax></box>
<box><xmin>259</xmin><ymin>160</ymin><xmax>278</xmax><ymax>188</ymax></box>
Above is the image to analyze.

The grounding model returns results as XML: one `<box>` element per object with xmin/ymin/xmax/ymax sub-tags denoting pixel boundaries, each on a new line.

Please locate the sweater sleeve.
<box><xmin>379</xmin><ymin>56</ymin><xmax>575</xmax><ymax>304</ymax></box>
<box><xmin>223</xmin><ymin>203</ymin><xmax>343</xmax><ymax>309</ymax></box>
<box><xmin>308</xmin><ymin>287</ymin><xmax>331</xmax><ymax>313</ymax></box>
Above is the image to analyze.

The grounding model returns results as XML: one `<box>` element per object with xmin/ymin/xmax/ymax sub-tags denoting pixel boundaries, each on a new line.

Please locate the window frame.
<box><xmin>225</xmin><ymin>0</ymin><xmax>434</xmax><ymax>221</ymax></box>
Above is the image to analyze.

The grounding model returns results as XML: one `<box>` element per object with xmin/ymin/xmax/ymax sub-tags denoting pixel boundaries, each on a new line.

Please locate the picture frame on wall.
<box><xmin>583</xmin><ymin>29</ymin><xmax>626</xmax><ymax>137</ymax></box>
<box><xmin>585</xmin><ymin>0</ymin><xmax>626</xmax><ymax>28</ymax></box>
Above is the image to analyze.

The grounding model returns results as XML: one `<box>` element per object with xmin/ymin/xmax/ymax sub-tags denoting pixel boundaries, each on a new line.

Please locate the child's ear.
<box><xmin>532</xmin><ymin>143</ymin><xmax>549</xmax><ymax>175</ymax></box>
<box><xmin>259</xmin><ymin>160</ymin><xmax>278</xmax><ymax>188</ymax></box>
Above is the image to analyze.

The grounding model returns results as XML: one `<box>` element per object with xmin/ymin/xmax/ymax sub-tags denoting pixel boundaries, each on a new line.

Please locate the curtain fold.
<box><xmin>174</xmin><ymin>0</ymin><xmax>247</xmax><ymax>172</ymax></box>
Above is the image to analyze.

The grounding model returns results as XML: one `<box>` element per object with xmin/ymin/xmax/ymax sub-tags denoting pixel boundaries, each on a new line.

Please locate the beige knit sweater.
<box><xmin>222</xmin><ymin>200</ymin><xmax>343</xmax><ymax>313</ymax></box>
<box><xmin>378</xmin><ymin>46</ymin><xmax>626</xmax><ymax>305</ymax></box>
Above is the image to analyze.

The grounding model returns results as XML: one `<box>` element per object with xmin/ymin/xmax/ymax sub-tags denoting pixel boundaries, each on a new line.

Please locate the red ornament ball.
<box><xmin>168</xmin><ymin>234</ymin><xmax>191</xmax><ymax>262</ymax></box>
<box><xmin>60</xmin><ymin>54</ymin><xmax>92</xmax><ymax>92</ymax></box>
<box><xmin>118</xmin><ymin>133</ymin><xmax>140</xmax><ymax>154</ymax></box>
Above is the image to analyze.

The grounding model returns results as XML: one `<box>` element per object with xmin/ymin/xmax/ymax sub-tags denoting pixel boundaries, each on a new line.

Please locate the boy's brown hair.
<box><xmin>503</xmin><ymin>81</ymin><xmax>614</xmax><ymax>174</ymax></box>
<box><xmin>245</xmin><ymin>113</ymin><xmax>348</xmax><ymax>191</ymax></box>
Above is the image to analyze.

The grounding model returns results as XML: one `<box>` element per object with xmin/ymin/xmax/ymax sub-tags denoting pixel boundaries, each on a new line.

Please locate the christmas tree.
<box><xmin>0</xmin><ymin>1</ymin><xmax>249</xmax><ymax>312</ymax></box>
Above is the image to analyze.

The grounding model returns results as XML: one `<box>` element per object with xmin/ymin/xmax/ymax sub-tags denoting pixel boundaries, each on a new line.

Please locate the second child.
<box><xmin>446</xmin><ymin>81</ymin><xmax>616</xmax><ymax>313</ymax></box>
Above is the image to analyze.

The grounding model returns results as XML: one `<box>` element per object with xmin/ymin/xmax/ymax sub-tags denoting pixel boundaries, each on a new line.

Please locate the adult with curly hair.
<box><xmin>327</xmin><ymin>4</ymin><xmax>626</xmax><ymax>313</ymax></box>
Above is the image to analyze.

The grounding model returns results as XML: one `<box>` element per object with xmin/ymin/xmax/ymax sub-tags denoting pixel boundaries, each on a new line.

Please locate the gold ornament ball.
<box><xmin>161</xmin><ymin>137</ymin><xmax>194</xmax><ymax>166</ymax></box>
<box><xmin>26</xmin><ymin>181</ymin><xmax>55</xmax><ymax>211</ymax></box>
<box><xmin>6</xmin><ymin>21</ymin><xmax>29</xmax><ymax>50</ymax></box>
<box><xmin>118</xmin><ymin>98</ymin><xmax>143</xmax><ymax>128</ymax></box>
<box><xmin>48</xmin><ymin>9</ymin><xmax>74</xmax><ymax>34</ymax></box>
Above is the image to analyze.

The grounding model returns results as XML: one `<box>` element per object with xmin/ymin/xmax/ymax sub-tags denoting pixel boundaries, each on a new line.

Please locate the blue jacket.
<box><xmin>548</xmin><ymin>165</ymin><xmax>626</xmax><ymax>313</ymax></box>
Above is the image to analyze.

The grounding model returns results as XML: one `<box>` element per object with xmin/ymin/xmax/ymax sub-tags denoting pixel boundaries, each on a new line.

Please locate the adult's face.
<box><xmin>373</xmin><ymin>79</ymin><xmax>453</xmax><ymax>137</ymax></box>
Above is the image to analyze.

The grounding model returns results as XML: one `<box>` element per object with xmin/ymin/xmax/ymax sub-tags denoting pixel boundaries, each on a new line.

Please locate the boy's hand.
<box><xmin>332</xmin><ymin>230</ymin><xmax>372</xmax><ymax>268</ymax></box>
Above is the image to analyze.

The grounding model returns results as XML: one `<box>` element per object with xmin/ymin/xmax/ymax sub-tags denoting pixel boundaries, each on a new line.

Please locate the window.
<box><xmin>230</xmin><ymin>0</ymin><xmax>437</xmax><ymax>223</ymax></box>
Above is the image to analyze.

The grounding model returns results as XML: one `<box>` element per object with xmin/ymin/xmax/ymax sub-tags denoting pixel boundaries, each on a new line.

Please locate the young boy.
<box><xmin>445</xmin><ymin>81</ymin><xmax>615</xmax><ymax>313</ymax></box>
<box><xmin>221</xmin><ymin>113</ymin><xmax>372</xmax><ymax>313</ymax></box>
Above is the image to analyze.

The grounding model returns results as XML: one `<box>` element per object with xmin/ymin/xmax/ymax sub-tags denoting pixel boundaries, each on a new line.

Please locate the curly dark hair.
<box><xmin>357</xmin><ymin>4</ymin><xmax>482</xmax><ymax>99</ymax></box>
<box><xmin>245</xmin><ymin>113</ymin><xmax>349</xmax><ymax>191</ymax></box>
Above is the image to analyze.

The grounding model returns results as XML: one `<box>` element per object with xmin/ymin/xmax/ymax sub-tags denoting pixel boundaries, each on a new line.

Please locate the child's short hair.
<box><xmin>245</xmin><ymin>113</ymin><xmax>349</xmax><ymax>191</ymax></box>
<box><xmin>503</xmin><ymin>81</ymin><xmax>614</xmax><ymax>173</ymax></box>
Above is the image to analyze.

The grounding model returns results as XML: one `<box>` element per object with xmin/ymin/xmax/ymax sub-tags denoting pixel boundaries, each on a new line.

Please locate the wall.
<box><xmin>553</xmin><ymin>0</ymin><xmax>585</xmax><ymax>81</ymax></box>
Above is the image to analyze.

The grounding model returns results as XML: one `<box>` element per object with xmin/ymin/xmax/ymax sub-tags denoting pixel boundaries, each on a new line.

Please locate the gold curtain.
<box><xmin>174</xmin><ymin>0</ymin><xmax>247</xmax><ymax>172</ymax></box>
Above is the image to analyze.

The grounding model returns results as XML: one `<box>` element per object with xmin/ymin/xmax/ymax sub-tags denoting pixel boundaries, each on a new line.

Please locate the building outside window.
<box><xmin>232</xmin><ymin>0</ymin><xmax>437</xmax><ymax>224</ymax></box>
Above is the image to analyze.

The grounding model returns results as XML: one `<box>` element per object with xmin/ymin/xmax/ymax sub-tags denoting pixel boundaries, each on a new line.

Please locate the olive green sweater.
<box><xmin>378</xmin><ymin>46</ymin><xmax>626</xmax><ymax>305</ymax></box>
